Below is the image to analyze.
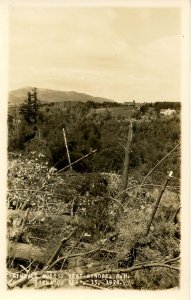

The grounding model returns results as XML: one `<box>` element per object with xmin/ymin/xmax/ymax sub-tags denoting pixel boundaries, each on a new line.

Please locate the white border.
<box><xmin>0</xmin><ymin>0</ymin><xmax>189</xmax><ymax>299</ymax></box>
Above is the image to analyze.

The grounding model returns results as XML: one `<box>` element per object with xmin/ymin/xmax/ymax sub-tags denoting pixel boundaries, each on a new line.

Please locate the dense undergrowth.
<box><xmin>7</xmin><ymin>98</ymin><xmax>181</xmax><ymax>289</ymax></box>
<box><xmin>7</xmin><ymin>151</ymin><xmax>180</xmax><ymax>289</ymax></box>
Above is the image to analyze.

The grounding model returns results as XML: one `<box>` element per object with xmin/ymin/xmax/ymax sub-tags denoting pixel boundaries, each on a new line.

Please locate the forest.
<box><xmin>7</xmin><ymin>88</ymin><xmax>181</xmax><ymax>289</ymax></box>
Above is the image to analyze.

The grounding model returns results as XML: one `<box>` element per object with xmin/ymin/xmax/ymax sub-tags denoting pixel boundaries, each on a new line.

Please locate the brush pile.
<box><xmin>7</xmin><ymin>152</ymin><xmax>180</xmax><ymax>290</ymax></box>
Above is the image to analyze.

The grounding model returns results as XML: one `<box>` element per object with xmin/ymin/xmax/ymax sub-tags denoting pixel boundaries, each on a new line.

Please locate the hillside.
<box><xmin>9</xmin><ymin>87</ymin><xmax>115</xmax><ymax>105</ymax></box>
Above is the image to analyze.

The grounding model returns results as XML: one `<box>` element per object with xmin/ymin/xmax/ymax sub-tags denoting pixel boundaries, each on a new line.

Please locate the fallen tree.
<box><xmin>7</xmin><ymin>240</ymin><xmax>118</xmax><ymax>265</ymax></box>
<box><xmin>8</xmin><ymin>209</ymin><xmax>85</xmax><ymax>225</ymax></box>
<box><xmin>8</xmin><ymin>241</ymin><xmax>48</xmax><ymax>264</ymax></box>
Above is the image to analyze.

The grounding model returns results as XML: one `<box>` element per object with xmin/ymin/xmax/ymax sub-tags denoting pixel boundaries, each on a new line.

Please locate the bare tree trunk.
<box><xmin>144</xmin><ymin>171</ymin><xmax>173</xmax><ymax>236</ymax></box>
<box><xmin>63</xmin><ymin>128</ymin><xmax>72</xmax><ymax>171</ymax></box>
<box><xmin>122</xmin><ymin>121</ymin><xmax>133</xmax><ymax>200</ymax></box>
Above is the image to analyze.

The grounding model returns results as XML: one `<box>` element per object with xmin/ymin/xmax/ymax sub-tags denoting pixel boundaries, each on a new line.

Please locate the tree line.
<box><xmin>8</xmin><ymin>89</ymin><xmax>180</xmax><ymax>184</ymax></box>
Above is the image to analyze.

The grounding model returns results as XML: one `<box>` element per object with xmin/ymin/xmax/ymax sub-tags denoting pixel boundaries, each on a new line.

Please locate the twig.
<box><xmin>45</xmin><ymin>247</ymin><xmax>118</xmax><ymax>270</ymax></box>
<box><xmin>108</xmin><ymin>252</ymin><xmax>126</xmax><ymax>269</ymax></box>
<box><xmin>46</xmin><ymin>248</ymin><xmax>101</xmax><ymax>269</ymax></box>
<box><xmin>133</xmin><ymin>254</ymin><xmax>180</xmax><ymax>267</ymax></box>
<box><xmin>19</xmin><ymin>265</ymin><xmax>29</xmax><ymax>273</ymax></box>
<box><xmin>109</xmin><ymin>197</ymin><xmax>125</xmax><ymax>211</ymax></box>
<box><xmin>99</xmin><ymin>248</ymin><xmax>118</xmax><ymax>254</ymax></box>
<box><xmin>163</xmin><ymin>256</ymin><xmax>180</xmax><ymax>264</ymax></box>
<box><xmin>30</xmin><ymin>236</ymin><xmax>48</xmax><ymax>242</ymax></box>
<box><xmin>115</xmin><ymin>187</ymin><xmax>134</xmax><ymax>199</ymax></box>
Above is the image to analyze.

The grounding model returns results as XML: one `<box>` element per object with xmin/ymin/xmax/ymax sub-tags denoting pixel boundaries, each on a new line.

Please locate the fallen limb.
<box><xmin>8</xmin><ymin>209</ymin><xmax>44</xmax><ymax>221</ymax></box>
<box><xmin>8</xmin><ymin>209</ymin><xmax>88</xmax><ymax>226</ymax></box>
<box><xmin>7</xmin><ymin>274</ymin><xmax>29</xmax><ymax>289</ymax></box>
<box><xmin>46</xmin><ymin>247</ymin><xmax>117</xmax><ymax>273</ymax></box>
<box><xmin>8</xmin><ymin>209</ymin><xmax>84</xmax><ymax>242</ymax></box>
<box><xmin>46</xmin><ymin>247</ymin><xmax>111</xmax><ymax>269</ymax></box>
<box><xmin>163</xmin><ymin>256</ymin><xmax>180</xmax><ymax>264</ymax></box>
<box><xmin>7</xmin><ymin>241</ymin><xmax>94</xmax><ymax>266</ymax></box>
<box><xmin>80</xmin><ymin>261</ymin><xmax>180</xmax><ymax>278</ymax></box>
<box><xmin>44</xmin><ymin>226</ymin><xmax>78</xmax><ymax>270</ymax></box>
<box><xmin>60</xmin><ymin>231</ymin><xmax>85</xmax><ymax>270</ymax></box>
<box><xmin>57</xmin><ymin>149</ymin><xmax>97</xmax><ymax>174</ymax></box>
<box><xmin>144</xmin><ymin>171</ymin><xmax>173</xmax><ymax>236</ymax></box>
<box><xmin>7</xmin><ymin>241</ymin><xmax>118</xmax><ymax>266</ymax></box>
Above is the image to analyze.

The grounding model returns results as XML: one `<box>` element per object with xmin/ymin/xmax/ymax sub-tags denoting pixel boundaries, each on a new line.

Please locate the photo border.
<box><xmin>0</xmin><ymin>0</ymin><xmax>189</xmax><ymax>299</ymax></box>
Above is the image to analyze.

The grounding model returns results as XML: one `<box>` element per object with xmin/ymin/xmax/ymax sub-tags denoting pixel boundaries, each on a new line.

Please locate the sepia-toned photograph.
<box><xmin>2</xmin><ymin>0</ymin><xmax>189</xmax><ymax>297</ymax></box>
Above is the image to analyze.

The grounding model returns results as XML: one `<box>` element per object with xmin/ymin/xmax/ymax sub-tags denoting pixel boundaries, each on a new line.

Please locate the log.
<box><xmin>7</xmin><ymin>241</ymin><xmax>116</xmax><ymax>266</ymax></box>
<box><xmin>8</xmin><ymin>210</ymin><xmax>87</xmax><ymax>226</ymax></box>
<box><xmin>7</xmin><ymin>274</ymin><xmax>29</xmax><ymax>289</ymax></box>
<box><xmin>8</xmin><ymin>209</ymin><xmax>45</xmax><ymax>221</ymax></box>
<box><xmin>8</xmin><ymin>241</ymin><xmax>48</xmax><ymax>264</ymax></box>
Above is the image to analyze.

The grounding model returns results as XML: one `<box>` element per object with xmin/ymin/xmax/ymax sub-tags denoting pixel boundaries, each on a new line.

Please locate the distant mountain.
<box><xmin>9</xmin><ymin>87</ymin><xmax>115</xmax><ymax>105</ymax></box>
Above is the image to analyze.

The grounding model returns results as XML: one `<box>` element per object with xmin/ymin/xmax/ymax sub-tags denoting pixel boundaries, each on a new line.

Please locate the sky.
<box><xmin>9</xmin><ymin>6</ymin><xmax>181</xmax><ymax>102</ymax></box>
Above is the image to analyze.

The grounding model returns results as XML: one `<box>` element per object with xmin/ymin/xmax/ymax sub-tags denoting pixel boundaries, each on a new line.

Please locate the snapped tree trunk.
<box><xmin>63</xmin><ymin>128</ymin><xmax>72</xmax><ymax>171</ymax></box>
<box><xmin>122</xmin><ymin>121</ymin><xmax>133</xmax><ymax>201</ymax></box>
<box><xmin>144</xmin><ymin>171</ymin><xmax>173</xmax><ymax>236</ymax></box>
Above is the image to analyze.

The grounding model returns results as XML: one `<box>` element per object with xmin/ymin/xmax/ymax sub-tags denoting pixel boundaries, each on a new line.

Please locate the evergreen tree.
<box><xmin>19</xmin><ymin>88</ymin><xmax>40</xmax><ymax>126</ymax></box>
<box><xmin>31</xmin><ymin>87</ymin><xmax>41</xmax><ymax>125</ymax></box>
